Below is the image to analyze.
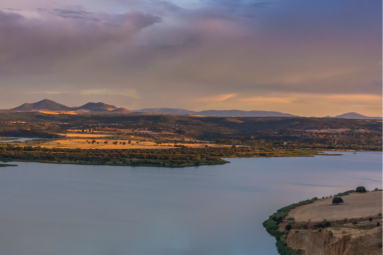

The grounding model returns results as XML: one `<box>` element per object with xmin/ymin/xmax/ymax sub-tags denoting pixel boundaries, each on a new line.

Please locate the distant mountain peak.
<box><xmin>75</xmin><ymin>102</ymin><xmax>117</xmax><ymax>111</ymax></box>
<box><xmin>133</xmin><ymin>108</ymin><xmax>297</xmax><ymax>117</ymax></box>
<box><xmin>11</xmin><ymin>100</ymin><xmax>131</xmax><ymax>114</ymax></box>
<box><xmin>335</xmin><ymin>112</ymin><xmax>380</xmax><ymax>119</ymax></box>
<box><xmin>12</xmin><ymin>99</ymin><xmax>70</xmax><ymax>111</ymax></box>
<box><xmin>134</xmin><ymin>108</ymin><xmax>196</xmax><ymax>115</ymax></box>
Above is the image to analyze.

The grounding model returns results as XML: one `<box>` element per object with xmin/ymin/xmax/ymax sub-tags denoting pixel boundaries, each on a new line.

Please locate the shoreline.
<box><xmin>0</xmin><ymin>151</ymin><xmax>342</xmax><ymax>168</ymax></box>
<box><xmin>2</xmin><ymin>159</ymin><xmax>229</xmax><ymax>168</ymax></box>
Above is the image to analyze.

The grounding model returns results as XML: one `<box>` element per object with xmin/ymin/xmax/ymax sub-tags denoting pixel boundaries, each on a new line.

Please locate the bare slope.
<box><xmin>288</xmin><ymin>191</ymin><xmax>382</xmax><ymax>222</ymax></box>
<box><xmin>12</xmin><ymin>99</ymin><xmax>70</xmax><ymax>111</ymax></box>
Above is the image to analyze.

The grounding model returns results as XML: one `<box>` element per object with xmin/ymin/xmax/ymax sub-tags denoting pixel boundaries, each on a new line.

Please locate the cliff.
<box><xmin>284</xmin><ymin>191</ymin><xmax>382</xmax><ymax>255</ymax></box>
<box><xmin>286</xmin><ymin>226</ymin><xmax>382</xmax><ymax>255</ymax></box>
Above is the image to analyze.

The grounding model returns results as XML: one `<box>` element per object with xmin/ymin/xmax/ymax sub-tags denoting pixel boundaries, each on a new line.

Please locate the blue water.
<box><xmin>0</xmin><ymin>152</ymin><xmax>381</xmax><ymax>255</ymax></box>
<box><xmin>0</xmin><ymin>137</ymin><xmax>46</xmax><ymax>142</ymax></box>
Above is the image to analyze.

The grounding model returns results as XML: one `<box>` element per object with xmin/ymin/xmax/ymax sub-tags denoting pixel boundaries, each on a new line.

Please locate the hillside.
<box><xmin>134</xmin><ymin>108</ymin><xmax>297</xmax><ymax>117</ymax></box>
<box><xmin>134</xmin><ymin>108</ymin><xmax>196</xmax><ymax>115</ymax></box>
<box><xmin>335</xmin><ymin>112</ymin><xmax>381</xmax><ymax>119</ymax></box>
<box><xmin>198</xmin><ymin>110</ymin><xmax>297</xmax><ymax>117</ymax></box>
<box><xmin>284</xmin><ymin>191</ymin><xmax>382</xmax><ymax>255</ymax></box>
<box><xmin>12</xmin><ymin>99</ymin><xmax>71</xmax><ymax>111</ymax></box>
<box><xmin>75</xmin><ymin>102</ymin><xmax>117</xmax><ymax>112</ymax></box>
<box><xmin>12</xmin><ymin>100</ymin><xmax>130</xmax><ymax>114</ymax></box>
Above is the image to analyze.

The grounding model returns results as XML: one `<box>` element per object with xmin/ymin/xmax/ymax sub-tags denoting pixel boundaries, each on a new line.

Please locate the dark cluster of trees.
<box><xmin>0</xmin><ymin>145</ymin><xmax>265</xmax><ymax>164</ymax></box>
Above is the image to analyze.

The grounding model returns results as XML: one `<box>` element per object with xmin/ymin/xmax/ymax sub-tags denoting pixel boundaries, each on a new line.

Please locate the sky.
<box><xmin>0</xmin><ymin>0</ymin><xmax>381</xmax><ymax>117</ymax></box>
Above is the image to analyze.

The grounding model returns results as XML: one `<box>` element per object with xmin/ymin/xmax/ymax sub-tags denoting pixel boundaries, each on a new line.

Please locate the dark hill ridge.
<box><xmin>334</xmin><ymin>112</ymin><xmax>381</xmax><ymax>119</ymax></box>
<box><xmin>13</xmin><ymin>99</ymin><xmax>71</xmax><ymax>111</ymax></box>
<box><xmin>134</xmin><ymin>108</ymin><xmax>297</xmax><ymax>117</ymax></box>
<box><xmin>12</xmin><ymin>99</ymin><xmax>122</xmax><ymax>113</ymax></box>
<box><xmin>111</xmin><ymin>107</ymin><xmax>133</xmax><ymax>114</ymax></box>
<box><xmin>134</xmin><ymin>108</ymin><xmax>195</xmax><ymax>115</ymax></box>
<box><xmin>75</xmin><ymin>102</ymin><xmax>117</xmax><ymax>111</ymax></box>
<box><xmin>198</xmin><ymin>110</ymin><xmax>297</xmax><ymax>117</ymax></box>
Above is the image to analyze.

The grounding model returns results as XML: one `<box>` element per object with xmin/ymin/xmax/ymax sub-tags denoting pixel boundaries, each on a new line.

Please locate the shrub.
<box><xmin>369</xmin><ymin>218</ymin><xmax>373</xmax><ymax>221</ymax></box>
<box><xmin>332</xmin><ymin>197</ymin><xmax>344</xmax><ymax>204</ymax></box>
<box><xmin>317</xmin><ymin>223</ymin><xmax>325</xmax><ymax>229</ymax></box>
<box><xmin>356</xmin><ymin>186</ymin><xmax>366</xmax><ymax>193</ymax></box>
<box><xmin>285</xmin><ymin>224</ymin><xmax>292</xmax><ymax>231</ymax></box>
<box><xmin>374</xmin><ymin>188</ymin><xmax>379</xmax><ymax>191</ymax></box>
<box><xmin>325</xmin><ymin>222</ymin><xmax>331</xmax><ymax>227</ymax></box>
<box><xmin>341</xmin><ymin>231</ymin><xmax>347</xmax><ymax>234</ymax></box>
<box><xmin>337</xmin><ymin>190</ymin><xmax>355</xmax><ymax>196</ymax></box>
<box><xmin>286</xmin><ymin>217</ymin><xmax>295</xmax><ymax>221</ymax></box>
<box><xmin>352</xmin><ymin>222</ymin><xmax>358</xmax><ymax>225</ymax></box>
<box><xmin>377</xmin><ymin>222</ymin><xmax>380</xmax><ymax>226</ymax></box>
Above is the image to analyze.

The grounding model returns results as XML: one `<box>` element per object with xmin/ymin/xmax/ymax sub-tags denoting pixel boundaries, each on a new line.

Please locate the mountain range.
<box><xmin>133</xmin><ymin>108</ymin><xmax>298</xmax><ymax>117</ymax></box>
<box><xmin>8</xmin><ymin>99</ymin><xmax>381</xmax><ymax>119</ymax></box>
<box><xmin>12</xmin><ymin>99</ymin><xmax>132</xmax><ymax>114</ymax></box>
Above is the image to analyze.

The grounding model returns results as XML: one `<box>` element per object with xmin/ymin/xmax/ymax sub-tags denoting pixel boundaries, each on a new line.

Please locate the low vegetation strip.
<box><xmin>0</xmin><ymin>163</ymin><xmax>17</xmax><ymax>167</ymax></box>
<box><xmin>0</xmin><ymin>144</ymin><xmax>327</xmax><ymax>167</ymax></box>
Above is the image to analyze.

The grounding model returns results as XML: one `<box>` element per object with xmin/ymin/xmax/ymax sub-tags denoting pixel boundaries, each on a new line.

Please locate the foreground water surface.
<box><xmin>0</xmin><ymin>152</ymin><xmax>381</xmax><ymax>255</ymax></box>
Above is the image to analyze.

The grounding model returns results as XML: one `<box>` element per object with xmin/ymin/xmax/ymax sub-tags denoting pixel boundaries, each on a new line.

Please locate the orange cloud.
<box><xmin>197</xmin><ymin>93</ymin><xmax>236</xmax><ymax>102</ymax></box>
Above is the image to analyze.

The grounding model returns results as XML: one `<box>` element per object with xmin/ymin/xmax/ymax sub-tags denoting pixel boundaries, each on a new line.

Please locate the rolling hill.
<box><xmin>12</xmin><ymin>99</ymin><xmax>71</xmax><ymax>111</ymax></box>
<box><xmin>75</xmin><ymin>102</ymin><xmax>118</xmax><ymax>112</ymax></box>
<box><xmin>12</xmin><ymin>99</ymin><xmax>128</xmax><ymax>114</ymax></box>
<box><xmin>334</xmin><ymin>112</ymin><xmax>381</xmax><ymax>119</ymax></box>
<box><xmin>134</xmin><ymin>108</ymin><xmax>297</xmax><ymax>117</ymax></box>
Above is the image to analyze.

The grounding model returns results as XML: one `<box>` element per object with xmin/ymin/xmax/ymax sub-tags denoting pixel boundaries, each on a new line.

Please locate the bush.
<box><xmin>374</xmin><ymin>188</ymin><xmax>379</xmax><ymax>191</ymax></box>
<box><xmin>377</xmin><ymin>222</ymin><xmax>380</xmax><ymax>227</ymax></box>
<box><xmin>325</xmin><ymin>222</ymin><xmax>331</xmax><ymax>227</ymax></box>
<box><xmin>356</xmin><ymin>186</ymin><xmax>366</xmax><ymax>193</ymax></box>
<box><xmin>369</xmin><ymin>218</ymin><xmax>373</xmax><ymax>221</ymax></box>
<box><xmin>352</xmin><ymin>222</ymin><xmax>358</xmax><ymax>225</ymax></box>
<box><xmin>332</xmin><ymin>197</ymin><xmax>344</xmax><ymax>204</ymax></box>
<box><xmin>285</xmin><ymin>224</ymin><xmax>292</xmax><ymax>231</ymax></box>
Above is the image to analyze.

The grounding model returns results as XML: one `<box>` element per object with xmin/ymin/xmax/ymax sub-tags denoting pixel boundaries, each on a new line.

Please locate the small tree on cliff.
<box><xmin>332</xmin><ymin>196</ymin><xmax>344</xmax><ymax>204</ymax></box>
<box><xmin>356</xmin><ymin>186</ymin><xmax>366</xmax><ymax>193</ymax></box>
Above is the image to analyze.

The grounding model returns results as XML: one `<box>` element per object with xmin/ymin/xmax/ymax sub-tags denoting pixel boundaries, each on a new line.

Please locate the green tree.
<box><xmin>332</xmin><ymin>197</ymin><xmax>344</xmax><ymax>204</ymax></box>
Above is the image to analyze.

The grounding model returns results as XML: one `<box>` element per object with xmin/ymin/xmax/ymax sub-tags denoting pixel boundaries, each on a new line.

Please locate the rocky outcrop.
<box><xmin>286</xmin><ymin>226</ymin><xmax>382</xmax><ymax>255</ymax></box>
<box><xmin>286</xmin><ymin>229</ymin><xmax>350</xmax><ymax>255</ymax></box>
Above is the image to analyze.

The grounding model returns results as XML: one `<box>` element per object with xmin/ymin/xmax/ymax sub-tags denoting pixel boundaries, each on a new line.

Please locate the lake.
<box><xmin>0</xmin><ymin>152</ymin><xmax>381</xmax><ymax>255</ymax></box>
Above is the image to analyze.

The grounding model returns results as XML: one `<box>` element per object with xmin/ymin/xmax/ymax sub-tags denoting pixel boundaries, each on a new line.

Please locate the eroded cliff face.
<box><xmin>286</xmin><ymin>227</ymin><xmax>382</xmax><ymax>255</ymax></box>
<box><xmin>286</xmin><ymin>229</ymin><xmax>349</xmax><ymax>255</ymax></box>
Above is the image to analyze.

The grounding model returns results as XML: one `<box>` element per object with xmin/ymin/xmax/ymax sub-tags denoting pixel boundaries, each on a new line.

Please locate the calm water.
<box><xmin>0</xmin><ymin>137</ymin><xmax>46</xmax><ymax>142</ymax></box>
<box><xmin>0</xmin><ymin>152</ymin><xmax>381</xmax><ymax>255</ymax></box>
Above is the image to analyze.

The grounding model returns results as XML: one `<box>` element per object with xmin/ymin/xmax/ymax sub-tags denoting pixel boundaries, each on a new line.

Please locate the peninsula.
<box><xmin>264</xmin><ymin>188</ymin><xmax>382</xmax><ymax>255</ymax></box>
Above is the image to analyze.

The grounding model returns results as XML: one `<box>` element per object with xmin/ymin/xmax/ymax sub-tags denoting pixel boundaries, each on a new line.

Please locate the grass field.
<box><xmin>287</xmin><ymin>191</ymin><xmax>382</xmax><ymax>221</ymax></box>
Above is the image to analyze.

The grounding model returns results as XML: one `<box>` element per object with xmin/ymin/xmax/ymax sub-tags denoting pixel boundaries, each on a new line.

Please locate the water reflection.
<box><xmin>0</xmin><ymin>152</ymin><xmax>380</xmax><ymax>255</ymax></box>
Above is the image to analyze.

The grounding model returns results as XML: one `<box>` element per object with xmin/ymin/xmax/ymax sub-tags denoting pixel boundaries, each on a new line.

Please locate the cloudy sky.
<box><xmin>0</xmin><ymin>0</ymin><xmax>381</xmax><ymax>116</ymax></box>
